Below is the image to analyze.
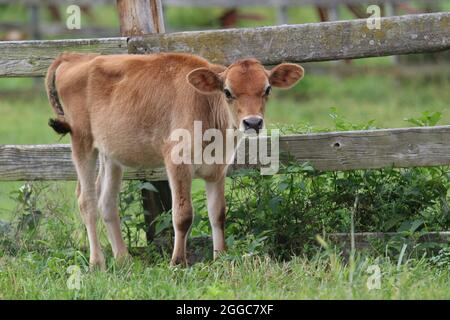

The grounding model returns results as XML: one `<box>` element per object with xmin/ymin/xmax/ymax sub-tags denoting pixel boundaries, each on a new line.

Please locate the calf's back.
<box><xmin>53</xmin><ymin>53</ymin><xmax>229</xmax><ymax>168</ymax></box>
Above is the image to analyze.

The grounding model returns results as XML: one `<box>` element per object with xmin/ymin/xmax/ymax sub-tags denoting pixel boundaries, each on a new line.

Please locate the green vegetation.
<box><xmin>0</xmin><ymin>175</ymin><xmax>448</xmax><ymax>299</ymax></box>
<box><xmin>1</xmin><ymin>250</ymin><xmax>449</xmax><ymax>299</ymax></box>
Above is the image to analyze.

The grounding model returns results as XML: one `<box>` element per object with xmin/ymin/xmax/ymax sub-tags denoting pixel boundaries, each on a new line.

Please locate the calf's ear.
<box><xmin>269</xmin><ymin>63</ymin><xmax>304</xmax><ymax>89</ymax></box>
<box><xmin>187</xmin><ymin>68</ymin><xmax>223</xmax><ymax>94</ymax></box>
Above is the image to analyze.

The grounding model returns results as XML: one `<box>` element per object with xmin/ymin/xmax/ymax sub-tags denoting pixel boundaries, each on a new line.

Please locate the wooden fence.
<box><xmin>1</xmin><ymin>125</ymin><xmax>450</xmax><ymax>181</ymax></box>
<box><xmin>0</xmin><ymin>5</ymin><xmax>449</xmax><ymax>244</ymax></box>
<box><xmin>1</xmin><ymin>12</ymin><xmax>448</xmax><ymax>77</ymax></box>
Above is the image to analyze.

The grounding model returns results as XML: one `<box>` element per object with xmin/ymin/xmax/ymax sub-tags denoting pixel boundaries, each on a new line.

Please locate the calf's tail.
<box><xmin>45</xmin><ymin>55</ymin><xmax>71</xmax><ymax>136</ymax></box>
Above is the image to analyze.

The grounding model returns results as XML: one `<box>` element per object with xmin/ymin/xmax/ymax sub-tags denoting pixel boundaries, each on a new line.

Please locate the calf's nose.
<box><xmin>243</xmin><ymin>117</ymin><xmax>263</xmax><ymax>133</ymax></box>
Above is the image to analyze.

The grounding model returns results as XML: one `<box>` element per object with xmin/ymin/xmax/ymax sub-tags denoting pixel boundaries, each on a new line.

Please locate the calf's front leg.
<box><xmin>205</xmin><ymin>176</ymin><xmax>227</xmax><ymax>258</ymax></box>
<box><xmin>165</xmin><ymin>161</ymin><xmax>193</xmax><ymax>266</ymax></box>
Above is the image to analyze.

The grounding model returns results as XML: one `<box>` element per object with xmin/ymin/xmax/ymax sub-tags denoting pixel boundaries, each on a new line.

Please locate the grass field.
<box><xmin>1</xmin><ymin>251</ymin><xmax>449</xmax><ymax>299</ymax></box>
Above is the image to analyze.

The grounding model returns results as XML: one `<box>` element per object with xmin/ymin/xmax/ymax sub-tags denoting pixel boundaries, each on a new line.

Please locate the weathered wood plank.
<box><xmin>129</xmin><ymin>12</ymin><xmax>450</xmax><ymax>66</ymax></box>
<box><xmin>0</xmin><ymin>144</ymin><xmax>167</xmax><ymax>181</ymax></box>
<box><xmin>278</xmin><ymin>125</ymin><xmax>450</xmax><ymax>171</ymax></box>
<box><xmin>1</xmin><ymin>13</ymin><xmax>448</xmax><ymax>77</ymax></box>
<box><xmin>0</xmin><ymin>37</ymin><xmax>128</xmax><ymax>77</ymax></box>
<box><xmin>1</xmin><ymin>126</ymin><xmax>449</xmax><ymax>181</ymax></box>
<box><xmin>328</xmin><ymin>231</ymin><xmax>450</xmax><ymax>244</ymax></box>
<box><xmin>145</xmin><ymin>231</ymin><xmax>450</xmax><ymax>264</ymax></box>
<box><xmin>328</xmin><ymin>231</ymin><xmax>450</xmax><ymax>251</ymax></box>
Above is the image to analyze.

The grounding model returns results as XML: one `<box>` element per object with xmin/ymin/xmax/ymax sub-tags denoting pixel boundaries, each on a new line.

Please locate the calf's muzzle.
<box><xmin>243</xmin><ymin>117</ymin><xmax>263</xmax><ymax>133</ymax></box>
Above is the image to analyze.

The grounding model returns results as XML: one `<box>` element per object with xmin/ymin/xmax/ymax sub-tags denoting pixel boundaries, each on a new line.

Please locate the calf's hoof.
<box><xmin>89</xmin><ymin>254</ymin><xmax>106</xmax><ymax>271</ymax></box>
<box><xmin>115</xmin><ymin>250</ymin><xmax>132</xmax><ymax>267</ymax></box>
<box><xmin>170</xmin><ymin>256</ymin><xmax>188</xmax><ymax>267</ymax></box>
<box><xmin>213</xmin><ymin>249</ymin><xmax>227</xmax><ymax>260</ymax></box>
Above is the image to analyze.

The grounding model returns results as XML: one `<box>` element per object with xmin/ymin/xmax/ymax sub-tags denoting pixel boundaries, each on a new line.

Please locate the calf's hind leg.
<box><xmin>71</xmin><ymin>140</ymin><xmax>105</xmax><ymax>270</ymax></box>
<box><xmin>97</xmin><ymin>156</ymin><xmax>129</xmax><ymax>263</ymax></box>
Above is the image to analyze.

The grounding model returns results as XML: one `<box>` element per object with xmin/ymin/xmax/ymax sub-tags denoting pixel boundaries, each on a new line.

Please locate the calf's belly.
<box><xmin>94</xmin><ymin>138</ymin><xmax>165</xmax><ymax>169</ymax></box>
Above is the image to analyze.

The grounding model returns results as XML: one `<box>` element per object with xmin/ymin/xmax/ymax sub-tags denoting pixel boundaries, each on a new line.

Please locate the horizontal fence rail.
<box><xmin>129</xmin><ymin>12</ymin><xmax>450</xmax><ymax>65</ymax></box>
<box><xmin>328</xmin><ymin>231</ymin><xmax>450</xmax><ymax>245</ymax></box>
<box><xmin>0</xmin><ymin>37</ymin><xmax>128</xmax><ymax>77</ymax></box>
<box><xmin>149</xmin><ymin>231</ymin><xmax>450</xmax><ymax>264</ymax></box>
<box><xmin>37</xmin><ymin>231</ymin><xmax>450</xmax><ymax>265</ymax></box>
<box><xmin>1</xmin><ymin>126</ymin><xmax>449</xmax><ymax>181</ymax></box>
<box><xmin>0</xmin><ymin>13</ymin><xmax>448</xmax><ymax>77</ymax></box>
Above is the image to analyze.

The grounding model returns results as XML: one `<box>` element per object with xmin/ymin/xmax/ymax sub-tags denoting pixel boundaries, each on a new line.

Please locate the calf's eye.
<box><xmin>264</xmin><ymin>86</ymin><xmax>272</xmax><ymax>96</ymax></box>
<box><xmin>224</xmin><ymin>89</ymin><xmax>233</xmax><ymax>99</ymax></box>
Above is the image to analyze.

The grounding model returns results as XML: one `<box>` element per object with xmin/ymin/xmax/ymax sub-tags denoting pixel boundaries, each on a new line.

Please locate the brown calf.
<box><xmin>45</xmin><ymin>52</ymin><xmax>303</xmax><ymax>269</ymax></box>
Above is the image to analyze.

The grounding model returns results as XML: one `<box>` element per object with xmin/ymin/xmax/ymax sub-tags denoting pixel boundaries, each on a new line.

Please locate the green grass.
<box><xmin>0</xmin><ymin>251</ymin><xmax>448</xmax><ymax>299</ymax></box>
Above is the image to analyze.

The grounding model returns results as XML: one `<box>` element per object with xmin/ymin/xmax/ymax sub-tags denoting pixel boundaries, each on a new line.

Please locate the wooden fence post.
<box><xmin>116</xmin><ymin>0</ymin><xmax>171</xmax><ymax>243</ymax></box>
<box><xmin>117</xmin><ymin>0</ymin><xmax>165</xmax><ymax>35</ymax></box>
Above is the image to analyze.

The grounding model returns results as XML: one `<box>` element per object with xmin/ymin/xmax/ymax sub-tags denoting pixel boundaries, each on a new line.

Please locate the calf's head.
<box><xmin>187</xmin><ymin>59</ymin><xmax>304</xmax><ymax>133</ymax></box>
